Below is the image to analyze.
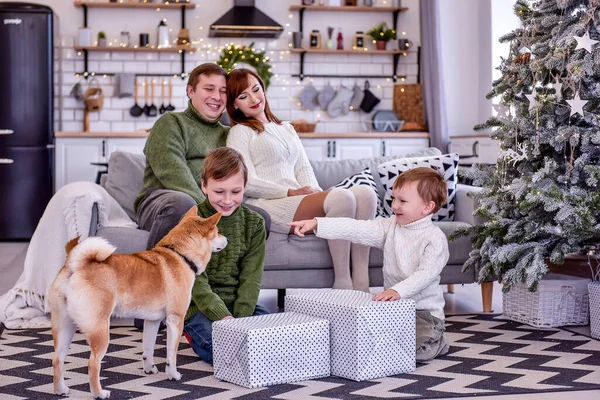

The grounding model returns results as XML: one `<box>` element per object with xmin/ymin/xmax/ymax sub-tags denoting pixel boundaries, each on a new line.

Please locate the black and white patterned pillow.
<box><xmin>330</xmin><ymin>167</ymin><xmax>386</xmax><ymax>218</ymax></box>
<box><xmin>376</xmin><ymin>153</ymin><xmax>459</xmax><ymax>221</ymax></box>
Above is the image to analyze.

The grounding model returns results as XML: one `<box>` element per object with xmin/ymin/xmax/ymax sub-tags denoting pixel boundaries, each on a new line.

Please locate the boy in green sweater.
<box><xmin>183</xmin><ymin>147</ymin><xmax>268</xmax><ymax>364</ymax></box>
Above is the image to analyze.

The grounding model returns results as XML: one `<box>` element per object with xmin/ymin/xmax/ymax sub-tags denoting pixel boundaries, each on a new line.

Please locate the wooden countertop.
<box><xmin>55</xmin><ymin>131</ymin><xmax>150</xmax><ymax>138</ymax></box>
<box><xmin>56</xmin><ymin>131</ymin><xmax>429</xmax><ymax>139</ymax></box>
<box><xmin>297</xmin><ymin>132</ymin><xmax>429</xmax><ymax>139</ymax></box>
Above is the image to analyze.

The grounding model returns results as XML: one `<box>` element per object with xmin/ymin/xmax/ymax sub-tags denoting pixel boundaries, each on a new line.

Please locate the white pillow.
<box><xmin>376</xmin><ymin>153</ymin><xmax>459</xmax><ymax>221</ymax></box>
<box><xmin>330</xmin><ymin>167</ymin><xmax>386</xmax><ymax>218</ymax></box>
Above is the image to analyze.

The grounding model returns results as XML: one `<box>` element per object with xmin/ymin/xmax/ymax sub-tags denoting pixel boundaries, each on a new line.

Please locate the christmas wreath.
<box><xmin>216</xmin><ymin>43</ymin><xmax>273</xmax><ymax>88</ymax></box>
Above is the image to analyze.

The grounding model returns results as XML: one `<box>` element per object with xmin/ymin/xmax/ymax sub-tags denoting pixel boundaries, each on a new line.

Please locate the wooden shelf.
<box><xmin>75</xmin><ymin>46</ymin><xmax>195</xmax><ymax>53</ymax></box>
<box><xmin>289</xmin><ymin>5</ymin><xmax>408</xmax><ymax>12</ymax></box>
<box><xmin>289</xmin><ymin>48</ymin><xmax>413</xmax><ymax>55</ymax></box>
<box><xmin>74</xmin><ymin>1</ymin><xmax>196</xmax><ymax>9</ymax></box>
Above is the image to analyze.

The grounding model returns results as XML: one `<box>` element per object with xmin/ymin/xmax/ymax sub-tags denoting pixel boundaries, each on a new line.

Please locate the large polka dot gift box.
<box><xmin>285</xmin><ymin>289</ymin><xmax>416</xmax><ymax>381</ymax></box>
<box><xmin>212</xmin><ymin>312</ymin><xmax>330</xmax><ymax>388</ymax></box>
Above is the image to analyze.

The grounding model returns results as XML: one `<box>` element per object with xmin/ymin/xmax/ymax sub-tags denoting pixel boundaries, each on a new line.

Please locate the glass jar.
<box><xmin>309</xmin><ymin>30</ymin><xmax>321</xmax><ymax>49</ymax></box>
<box><xmin>354</xmin><ymin>31</ymin><xmax>365</xmax><ymax>49</ymax></box>
<box><xmin>119</xmin><ymin>31</ymin><xmax>130</xmax><ymax>47</ymax></box>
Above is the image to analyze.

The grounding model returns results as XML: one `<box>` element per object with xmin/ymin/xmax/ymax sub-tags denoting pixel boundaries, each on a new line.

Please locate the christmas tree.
<box><xmin>457</xmin><ymin>0</ymin><xmax>600</xmax><ymax>291</ymax></box>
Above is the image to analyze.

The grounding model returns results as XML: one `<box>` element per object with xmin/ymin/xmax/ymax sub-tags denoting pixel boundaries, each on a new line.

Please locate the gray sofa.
<box><xmin>92</xmin><ymin>147</ymin><xmax>492</xmax><ymax>311</ymax></box>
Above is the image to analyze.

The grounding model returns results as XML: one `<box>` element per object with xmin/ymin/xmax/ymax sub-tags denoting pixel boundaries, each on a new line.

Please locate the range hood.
<box><xmin>209</xmin><ymin>0</ymin><xmax>283</xmax><ymax>39</ymax></box>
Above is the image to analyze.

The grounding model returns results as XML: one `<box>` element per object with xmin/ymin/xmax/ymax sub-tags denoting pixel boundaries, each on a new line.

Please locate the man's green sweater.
<box><xmin>184</xmin><ymin>199</ymin><xmax>266</xmax><ymax>322</ymax></box>
<box><xmin>134</xmin><ymin>101</ymin><xmax>229</xmax><ymax>212</ymax></box>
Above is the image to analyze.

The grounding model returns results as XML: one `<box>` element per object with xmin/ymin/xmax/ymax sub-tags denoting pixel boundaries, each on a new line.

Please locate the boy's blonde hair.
<box><xmin>392</xmin><ymin>167</ymin><xmax>447</xmax><ymax>214</ymax></box>
<box><xmin>201</xmin><ymin>147</ymin><xmax>248</xmax><ymax>185</ymax></box>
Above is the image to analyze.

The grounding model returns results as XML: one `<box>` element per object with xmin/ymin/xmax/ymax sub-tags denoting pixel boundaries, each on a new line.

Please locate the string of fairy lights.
<box><xmin>70</xmin><ymin>0</ymin><xmax>410</xmax><ymax>116</ymax></box>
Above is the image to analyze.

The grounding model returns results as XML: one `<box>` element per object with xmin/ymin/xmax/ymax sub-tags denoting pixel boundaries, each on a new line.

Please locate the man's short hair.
<box><xmin>187</xmin><ymin>63</ymin><xmax>227</xmax><ymax>92</ymax></box>
<box><xmin>202</xmin><ymin>147</ymin><xmax>248</xmax><ymax>185</ymax></box>
<box><xmin>393</xmin><ymin>167</ymin><xmax>447</xmax><ymax>214</ymax></box>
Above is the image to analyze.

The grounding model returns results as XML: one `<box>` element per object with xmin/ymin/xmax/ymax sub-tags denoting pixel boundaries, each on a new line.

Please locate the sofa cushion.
<box><xmin>329</xmin><ymin>167</ymin><xmax>386</xmax><ymax>217</ymax></box>
<box><xmin>377</xmin><ymin>153</ymin><xmax>459</xmax><ymax>221</ymax></box>
<box><xmin>103</xmin><ymin>151</ymin><xmax>146</xmax><ymax>222</ymax></box>
<box><xmin>310</xmin><ymin>147</ymin><xmax>442</xmax><ymax>196</ymax></box>
<box><xmin>96</xmin><ymin>226</ymin><xmax>148</xmax><ymax>254</ymax></box>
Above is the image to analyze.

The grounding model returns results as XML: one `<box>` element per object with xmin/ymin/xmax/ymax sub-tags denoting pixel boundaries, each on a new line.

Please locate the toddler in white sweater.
<box><xmin>289</xmin><ymin>167</ymin><xmax>450</xmax><ymax>361</ymax></box>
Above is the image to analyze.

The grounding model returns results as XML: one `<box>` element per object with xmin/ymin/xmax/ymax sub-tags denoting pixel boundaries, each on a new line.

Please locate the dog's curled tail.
<box><xmin>67</xmin><ymin>237</ymin><xmax>117</xmax><ymax>272</ymax></box>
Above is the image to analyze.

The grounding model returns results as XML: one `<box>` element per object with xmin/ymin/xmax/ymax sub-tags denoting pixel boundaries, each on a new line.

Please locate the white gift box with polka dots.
<box><xmin>285</xmin><ymin>289</ymin><xmax>416</xmax><ymax>381</ymax></box>
<box><xmin>212</xmin><ymin>312</ymin><xmax>331</xmax><ymax>388</ymax></box>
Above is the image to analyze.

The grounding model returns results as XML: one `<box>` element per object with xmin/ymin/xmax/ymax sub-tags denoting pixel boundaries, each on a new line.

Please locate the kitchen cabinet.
<box><xmin>55</xmin><ymin>137</ymin><xmax>146</xmax><ymax>190</ymax></box>
<box><xmin>381</xmin><ymin>138</ymin><xmax>430</xmax><ymax>157</ymax></box>
<box><xmin>300</xmin><ymin>135</ymin><xmax>429</xmax><ymax>161</ymax></box>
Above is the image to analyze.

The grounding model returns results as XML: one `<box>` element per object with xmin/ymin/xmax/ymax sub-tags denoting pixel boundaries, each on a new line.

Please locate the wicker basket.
<box><xmin>589</xmin><ymin>282</ymin><xmax>600</xmax><ymax>339</ymax></box>
<box><xmin>291</xmin><ymin>120</ymin><xmax>318</xmax><ymax>133</ymax></box>
<box><xmin>502</xmin><ymin>273</ymin><xmax>591</xmax><ymax>328</ymax></box>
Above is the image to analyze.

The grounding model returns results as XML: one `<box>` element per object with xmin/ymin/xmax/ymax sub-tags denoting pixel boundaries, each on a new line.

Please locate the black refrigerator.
<box><xmin>0</xmin><ymin>2</ymin><xmax>54</xmax><ymax>240</ymax></box>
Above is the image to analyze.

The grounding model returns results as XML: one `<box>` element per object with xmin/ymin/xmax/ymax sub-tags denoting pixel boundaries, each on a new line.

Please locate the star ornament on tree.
<box><xmin>525</xmin><ymin>91</ymin><xmax>537</xmax><ymax>111</ymax></box>
<box><xmin>566</xmin><ymin>93</ymin><xmax>587</xmax><ymax>118</ymax></box>
<box><xmin>574</xmin><ymin>31</ymin><xmax>599</xmax><ymax>53</ymax></box>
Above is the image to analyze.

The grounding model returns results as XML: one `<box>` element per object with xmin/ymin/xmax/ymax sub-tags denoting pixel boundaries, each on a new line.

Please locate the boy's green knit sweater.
<box><xmin>184</xmin><ymin>199</ymin><xmax>266</xmax><ymax>321</ymax></box>
<box><xmin>134</xmin><ymin>102</ymin><xmax>229</xmax><ymax>212</ymax></box>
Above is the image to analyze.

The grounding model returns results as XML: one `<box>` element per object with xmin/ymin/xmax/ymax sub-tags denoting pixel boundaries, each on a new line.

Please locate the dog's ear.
<box><xmin>183</xmin><ymin>205</ymin><xmax>199</xmax><ymax>219</ymax></box>
<box><xmin>206</xmin><ymin>212</ymin><xmax>222</xmax><ymax>226</ymax></box>
<box><xmin>65</xmin><ymin>236</ymin><xmax>80</xmax><ymax>255</ymax></box>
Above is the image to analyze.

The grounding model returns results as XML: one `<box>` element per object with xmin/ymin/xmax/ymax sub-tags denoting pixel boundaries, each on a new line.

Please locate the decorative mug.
<box><xmin>398</xmin><ymin>38</ymin><xmax>412</xmax><ymax>51</ymax></box>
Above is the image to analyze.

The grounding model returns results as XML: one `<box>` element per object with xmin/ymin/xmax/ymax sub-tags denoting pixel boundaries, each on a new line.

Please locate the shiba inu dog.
<box><xmin>48</xmin><ymin>206</ymin><xmax>227</xmax><ymax>399</ymax></box>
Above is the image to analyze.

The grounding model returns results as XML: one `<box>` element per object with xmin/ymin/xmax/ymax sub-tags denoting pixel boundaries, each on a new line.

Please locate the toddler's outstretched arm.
<box><xmin>288</xmin><ymin>218</ymin><xmax>318</xmax><ymax>237</ymax></box>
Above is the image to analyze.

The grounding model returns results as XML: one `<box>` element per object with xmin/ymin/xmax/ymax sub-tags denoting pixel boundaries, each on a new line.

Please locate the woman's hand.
<box><xmin>373</xmin><ymin>289</ymin><xmax>400</xmax><ymax>301</ymax></box>
<box><xmin>288</xmin><ymin>186</ymin><xmax>318</xmax><ymax>196</ymax></box>
<box><xmin>287</xmin><ymin>218</ymin><xmax>318</xmax><ymax>237</ymax></box>
<box><xmin>222</xmin><ymin>315</ymin><xmax>233</xmax><ymax>320</ymax></box>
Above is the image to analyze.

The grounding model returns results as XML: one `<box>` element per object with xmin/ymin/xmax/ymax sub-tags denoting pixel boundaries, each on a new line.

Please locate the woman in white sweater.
<box><xmin>225</xmin><ymin>68</ymin><xmax>377</xmax><ymax>291</ymax></box>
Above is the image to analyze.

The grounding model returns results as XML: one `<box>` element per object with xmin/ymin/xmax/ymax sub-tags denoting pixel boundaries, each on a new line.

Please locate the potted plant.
<box><xmin>97</xmin><ymin>31</ymin><xmax>107</xmax><ymax>47</ymax></box>
<box><xmin>366</xmin><ymin>22</ymin><xmax>396</xmax><ymax>50</ymax></box>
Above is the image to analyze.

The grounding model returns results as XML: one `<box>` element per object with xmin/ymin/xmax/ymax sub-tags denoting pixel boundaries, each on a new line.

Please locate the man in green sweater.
<box><xmin>183</xmin><ymin>147</ymin><xmax>268</xmax><ymax>364</ymax></box>
<box><xmin>134</xmin><ymin>63</ymin><xmax>230</xmax><ymax>249</ymax></box>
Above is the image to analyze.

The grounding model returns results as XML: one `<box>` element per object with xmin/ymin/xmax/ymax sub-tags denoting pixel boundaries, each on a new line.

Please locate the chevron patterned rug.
<box><xmin>1</xmin><ymin>313</ymin><xmax>599</xmax><ymax>399</ymax></box>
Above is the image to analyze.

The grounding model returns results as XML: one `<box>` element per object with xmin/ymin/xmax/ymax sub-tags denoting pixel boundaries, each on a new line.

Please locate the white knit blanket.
<box><xmin>0</xmin><ymin>182</ymin><xmax>137</xmax><ymax>329</ymax></box>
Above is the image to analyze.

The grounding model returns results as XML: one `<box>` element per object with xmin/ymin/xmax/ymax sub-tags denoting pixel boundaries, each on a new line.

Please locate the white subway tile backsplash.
<box><xmin>99</xmin><ymin>109</ymin><xmax>124</xmax><ymax>121</ymax></box>
<box><xmin>57</xmin><ymin>41</ymin><xmax>418</xmax><ymax>133</ymax></box>
<box><xmin>112</xmin><ymin>52</ymin><xmax>136</xmax><ymax>61</ymax></box>
<box><xmin>111</xmin><ymin>122</ymin><xmax>136</xmax><ymax>132</ymax></box>
<box><xmin>98</xmin><ymin>61</ymin><xmax>124</xmax><ymax>73</ymax></box>
<box><xmin>147</xmin><ymin>61</ymin><xmax>174</xmax><ymax>74</ymax></box>
<box><xmin>89</xmin><ymin>121</ymin><xmax>112</xmax><ymax>132</ymax></box>
<box><xmin>62</xmin><ymin>121</ymin><xmax>83</xmax><ymax>132</ymax></box>
<box><xmin>359</xmin><ymin>64</ymin><xmax>382</xmax><ymax>75</ymax></box>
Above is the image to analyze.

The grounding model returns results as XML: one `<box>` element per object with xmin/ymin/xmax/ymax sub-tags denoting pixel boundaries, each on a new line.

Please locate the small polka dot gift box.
<box><xmin>212</xmin><ymin>312</ymin><xmax>330</xmax><ymax>388</ymax></box>
<box><xmin>285</xmin><ymin>289</ymin><xmax>416</xmax><ymax>381</ymax></box>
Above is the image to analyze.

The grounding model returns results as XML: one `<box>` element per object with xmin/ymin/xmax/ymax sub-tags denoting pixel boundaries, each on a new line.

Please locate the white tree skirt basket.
<box><xmin>589</xmin><ymin>282</ymin><xmax>600</xmax><ymax>339</ymax></box>
<box><xmin>502</xmin><ymin>273</ymin><xmax>590</xmax><ymax>328</ymax></box>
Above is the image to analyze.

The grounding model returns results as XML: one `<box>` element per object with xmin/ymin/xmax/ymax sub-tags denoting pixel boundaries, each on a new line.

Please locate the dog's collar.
<box><xmin>161</xmin><ymin>245</ymin><xmax>198</xmax><ymax>274</ymax></box>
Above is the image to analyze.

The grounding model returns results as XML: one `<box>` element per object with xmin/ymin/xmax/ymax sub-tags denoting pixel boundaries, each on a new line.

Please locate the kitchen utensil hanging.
<box><xmin>166</xmin><ymin>80</ymin><xmax>176</xmax><ymax>112</ymax></box>
<box><xmin>129</xmin><ymin>78</ymin><xmax>143</xmax><ymax>117</ymax></box>
<box><xmin>159</xmin><ymin>80</ymin><xmax>167</xmax><ymax>114</ymax></box>
<box><xmin>142</xmin><ymin>79</ymin><xmax>151</xmax><ymax>116</ymax></box>
<box><xmin>148</xmin><ymin>79</ymin><xmax>158</xmax><ymax>117</ymax></box>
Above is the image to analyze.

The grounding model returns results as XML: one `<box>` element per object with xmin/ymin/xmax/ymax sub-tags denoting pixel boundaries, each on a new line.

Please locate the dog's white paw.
<box><xmin>54</xmin><ymin>382</ymin><xmax>69</xmax><ymax>396</ymax></box>
<box><xmin>93</xmin><ymin>389</ymin><xmax>111</xmax><ymax>399</ymax></box>
<box><xmin>167</xmin><ymin>367</ymin><xmax>182</xmax><ymax>381</ymax></box>
<box><xmin>144</xmin><ymin>364</ymin><xmax>158</xmax><ymax>374</ymax></box>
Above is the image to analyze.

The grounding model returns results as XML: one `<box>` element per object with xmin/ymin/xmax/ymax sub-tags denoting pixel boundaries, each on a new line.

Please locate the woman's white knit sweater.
<box><xmin>315</xmin><ymin>215</ymin><xmax>449</xmax><ymax>320</ymax></box>
<box><xmin>226</xmin><ymin>122</ymin><xmax>321</xmax><ymax>233</ymax></box>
